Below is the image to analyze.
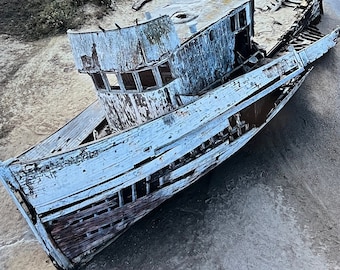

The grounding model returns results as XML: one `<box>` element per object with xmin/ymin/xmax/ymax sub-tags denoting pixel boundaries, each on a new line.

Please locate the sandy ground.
<box><xmin>0</xmin><ymin>0</ymin><xmax>339</xmax><ymax>269</ymax></box>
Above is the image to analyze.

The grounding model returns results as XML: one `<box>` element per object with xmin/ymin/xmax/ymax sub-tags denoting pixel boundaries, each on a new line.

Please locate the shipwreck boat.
<box><xmin>0</xmin><ymin>0</ymin><xmax>338</xmax><ymax>269</ymax></box>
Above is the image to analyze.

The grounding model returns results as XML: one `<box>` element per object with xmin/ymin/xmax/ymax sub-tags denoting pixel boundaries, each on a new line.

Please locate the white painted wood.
<box><xmin>0</xmin><ymin>165</ymin><xmax>71</xmax><ymax>269</ymax></box>
<box><xmin>7</xmin><ymin>49</ymin><xmax>306</xmax><ymax>215</ymax></box>
<box><xmin>298</xmin><ymin>28</ymin><xmax>339</xmax><ymax>65</ymax></box>
<box><xmin>67</xmin><ymin>16</ymin><xmax>180</xmax><ymax>73</ymax></box>
<box><xmin>19</xmin><ymin>101</ymin><xmax>105</xmax><ymax>161</ymax></box>
<box><xmin>0</xmin><ymin>3</ymin><xmax>337</xmax><ymax>268</ymax></box>
<box><xmin>97</xmin><ymin>81</ymin><xmax>180</xmax><ymax>131</ymax></box>
<box><xmin>19</xmin><ymin>24</ymin><xmax>340</xmax><ymax>217</ymax></box>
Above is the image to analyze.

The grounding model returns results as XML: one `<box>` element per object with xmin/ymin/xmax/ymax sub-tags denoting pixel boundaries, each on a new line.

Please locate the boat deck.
<box><xmin>77</xmin><ymin>0</ymin><xmax>311</xmax><ymax>53</ymax></box>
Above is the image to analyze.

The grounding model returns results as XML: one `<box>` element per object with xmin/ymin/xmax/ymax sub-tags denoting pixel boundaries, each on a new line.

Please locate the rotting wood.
<box><xmin>0</xmin><ymin>1</ymin><xmax>338</xmax><ymax>269</ymax></box>
<box><xmin>267</xmin><ymin>0</ymin><xmax>323</xmax><ymax>57</ymax></box>
<box><xmin>19</xmin><ymin>101</ymin><xmax>106</xmax><ymax>161</ymax></box>
<box><xmin>10</xmin><ymin>51</ymin><xmax>306</xmax><ymax>216</ymax></box>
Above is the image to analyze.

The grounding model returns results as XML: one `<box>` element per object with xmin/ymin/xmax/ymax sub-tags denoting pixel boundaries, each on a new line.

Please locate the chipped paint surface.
<box><xmin>68</xmin><ymin>1</ymin><xmax>253</xmax><ymax>132</ymax></box>
<box><xmin>68</xmin><ymin>16</ymin><xmax>180</xmax><ymax>73</ymax></box>
<box><xmin>0</xmin><ymin>0</ymin><xmax>338</xmax><ymax>269</ymax></box>
<box><xmin>10</xmin><ymin>50</ymin><xmax>305</xmax><ymax>213</ymax></box>
<box><xmin>97</xmin><ymin>83</ymin><xmax>180</xmax><ymax>131</ymax></box>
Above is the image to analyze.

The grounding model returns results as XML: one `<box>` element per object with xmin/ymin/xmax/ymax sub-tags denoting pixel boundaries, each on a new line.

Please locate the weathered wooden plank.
<box><xmin>48</xmin><ymin>127</ymin><xmax>260</xmax><ymax>258</ymax></box>
<box><xmin>0</xmin><ymin>165</ymin><xmax>71</xmax><ymax>269</ymax></box>
<box><xmin>67</xmin><ymin>16</ymin><xmax>180</xmax><ymax>73</ymax></box>
<box><xmin>98</xmin><ymin>83</ymin><xmax>179</xmax><ymax>131</ymax></box>
<box><xmin>63</xmin><ymin>193</ymin><xmax>169</xmax><ymax>260</ymax></box>
<box><xmin>8</xmin><ymin>50</ymin><xmax>305</xmax><ymax>214</ymax></box>
<box><xmin>39</xmin><ymin>113</ymin><xmax>232</xmax><ymax>220</ymax></box>
<box><xmin>298</xmin><ymin>28</ymin><xmax>339</xmax><ymax>65</ymax></box>
<box><xmin>171</xmin><ymin>13</ymin><xmax>236</xmax><ymax>95</ymax></box>
<box><xmin>19</xmin><ymin>101</ymin><xmax>105</xmax><ymax>161</ymax></box>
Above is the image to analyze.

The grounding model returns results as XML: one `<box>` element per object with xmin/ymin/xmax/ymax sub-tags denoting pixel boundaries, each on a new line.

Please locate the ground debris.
<box><xmin>132</xmin><ymin>0</ymin><xmax>152</xmax><ymax>11</ymax></box>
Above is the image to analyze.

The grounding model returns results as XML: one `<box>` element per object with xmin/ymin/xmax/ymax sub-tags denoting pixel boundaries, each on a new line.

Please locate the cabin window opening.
<box><xmin>91</xmin><ymin>73</ymin><xmax>105</xmax><ymax>90</ymax></box>
<box><xmin>139</xmin><ymin>69</ymin><xmax>157</xmax><ymax>90</ymax></box>
<box><xmin>158</xmin><ymin>62</ymin><xmax>174</xmax><ymax>84</ymax></box>
<box><xmin>230</xmin><ymin>15</ymin><xmax>236</xmax><ymax>32</ymax></box>
<box><xmin>239</xmin><ymin>9</ymin><xmax>247</xmax><ymax>28</ymax></box>
<box><xmin>106</xmin><ymin>73</ymin><xmax>120</xmax><ymax>90</ymax></box>
<box><xmin>121</xmin><ymin>72</ymin><xmax>137</xmax><ymax>90</ymax></box>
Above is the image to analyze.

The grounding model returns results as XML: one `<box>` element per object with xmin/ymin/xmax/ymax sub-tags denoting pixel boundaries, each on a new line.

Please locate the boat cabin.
<box><xmin>1</xmin><ymin>0</ymin><xmax>337</xmax><ymax>269</ymax></box>
<box><xmin>68</xmin><ymin>0</ymin><xmax>260</xmax><ymax>133</ymax></box>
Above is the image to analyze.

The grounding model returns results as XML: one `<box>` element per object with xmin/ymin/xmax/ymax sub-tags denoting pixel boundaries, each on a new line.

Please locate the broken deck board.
<box><xmin>19</xmin><ymin>101</ymin><xmax>105</xmax><ymax>161</ymax></box>
<box><xmin>10</xmin><ymin>49</ymin><xmax>306</xmax><ymax>215</ymax></box>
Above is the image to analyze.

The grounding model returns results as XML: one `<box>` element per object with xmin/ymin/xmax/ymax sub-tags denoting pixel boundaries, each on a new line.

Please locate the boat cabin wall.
<box><xmin>67</xmin><ymin>16</ymin><xmax>180</xmax><ymax>73</ymax></box>
<box><xmin>68</xmin><ymin>16</ymin><xmax>182</xmax><ymax>132</ymax></box>
<box><xmin>98</xmin><ymin>2</ymin><xmax>255</xmax><ymax>132</ymax></box>
<box><xmin>169</xmin><ymin>1</ymin><xmax>254</xmax><ymax>95</ymax></box>
<box><xmin>97</xmin><ymin>79</ymin><xmax>183</xmax><ymax>132</ymax></box>
<box><xmin>67</xmin><ymin>2</ymin><xmax>254</xmax><ymax>133</ymax></box>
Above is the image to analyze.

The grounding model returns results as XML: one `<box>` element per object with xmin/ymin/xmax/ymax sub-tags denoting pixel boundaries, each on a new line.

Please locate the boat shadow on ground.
<box><xmin>83</xmin><ymin>47</ymin><xmax>340</xmax><ymax>270</ymax></box>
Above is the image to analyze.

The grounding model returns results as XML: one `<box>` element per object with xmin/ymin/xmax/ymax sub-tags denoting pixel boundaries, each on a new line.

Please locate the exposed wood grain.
<box><xmin>97</xmin><ymin>82</ymin><xmax>179</xmax><ymax>131</ymax></box>
<box><xmin>0</xmin><ymin>1</ymin><xmax>337</xmax><ymax>269</ymax></box>
<box><xmin>10</xmin><ymin>50</ymin><xmax>305</xmax><ymax>215</ymax></box>
<box><xmin>19</xmin><ymin>101</ymin><xmax>105</xmax><ymax>161</ymax></box>
<box><xmin>67</xmin><ymin>16</ymin><xmax>180</xmax><ymax>73</ymax></box>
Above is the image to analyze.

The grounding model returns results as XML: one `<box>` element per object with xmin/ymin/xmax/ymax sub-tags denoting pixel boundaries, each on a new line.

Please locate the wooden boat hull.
<box><xmin>0</xmin><ymin>28</ymin><xmax>338</xmax><ymax>269</ymax></box>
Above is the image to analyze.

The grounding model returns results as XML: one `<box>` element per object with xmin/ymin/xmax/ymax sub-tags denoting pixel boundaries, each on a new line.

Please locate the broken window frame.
<box><xmin>106</xmin><ymin>72</ymin><xmax>120</xmax><ymax>91</ymax></box>
<box><xmin>239</xmin><ymin>9</ymin><xmax>247</xmax><ymax>29</ymax></box>
<box><xmin>158</xmin><ymin>61</ymin><xmax>174</xmax><ymax>85</ymax></box>
<box><xmin>119</xmin><ymin>72</ymin><xmax>138</xmax><ymax>92</ymax></box>
<box><xmin>230</xmin><ymin>8</ymin><xmax>248</xmax><ymax>32</ymax></box>
<box><xmin>90</xmin><ymin>72</ymin><xmax>106</xmax><ymax>91</ymax></box>
<box><xmin>90</xmin><ymin>61</ymin><xmax>175</xmax><ymax>93</ymax></box>
<box><xmin>116</xmin><ymin>60</ymin><xmax>175</xmax><ymax>93</ymax></box>
<box><xmin>90</xmin><ymin>72</ymin><xmax>122</xmax><ymax>92</ymax></box>
<box><xmin>139</xmin><ymin>69</ymin><xmax>158</xmax><ymax>91</ymax></box>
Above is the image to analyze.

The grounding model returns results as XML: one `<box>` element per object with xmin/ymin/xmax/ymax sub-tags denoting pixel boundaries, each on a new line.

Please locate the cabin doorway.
<box><xmin>234</xmin><ymin>26</ymin><xmax>251</xmax><ymax>61</ymax></box>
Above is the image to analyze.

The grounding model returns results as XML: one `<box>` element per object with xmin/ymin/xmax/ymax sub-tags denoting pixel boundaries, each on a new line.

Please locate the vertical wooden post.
<box><xmin>146</xmin><ymin>176</ymin><xmax>151</xmax><ymax>195</ymax></box>
<box><xmin>118</xmin><ymin>190</ymin><xmax>124</xmax><ymax>207</ymax></box>
<box><xmin>132</xmin><ymin>184</ymin><xmax>137</xmax><ymax>202</ymax></box>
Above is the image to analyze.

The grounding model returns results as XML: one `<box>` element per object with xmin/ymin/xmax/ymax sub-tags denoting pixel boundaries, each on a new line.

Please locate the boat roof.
<box><xmin>70</xmin><ymin>0</ymin><xmax>306</xmax><ymax>52</ymax></box>
<box><xmin>68</xmin><ymin>16</ymin><xmax>180</xmax><ymax>72</ymax></box>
